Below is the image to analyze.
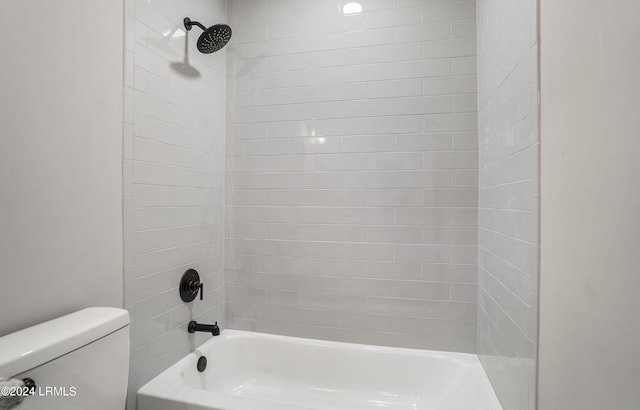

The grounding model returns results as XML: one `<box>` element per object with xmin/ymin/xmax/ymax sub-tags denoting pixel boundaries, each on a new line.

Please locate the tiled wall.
<box><xmin>122</xmin><ymin>0</ymin><xmax>227</xmax><ymax>407</ymax></box>
<box><xmin>225</xmin><ymin>0</ymin><xmax>479</xmax><ymax>352</ymax></box>
<box><xmin>476</xmin><ymin>0</ymin><xmax>539</xmax><ymax>408</ymax></box>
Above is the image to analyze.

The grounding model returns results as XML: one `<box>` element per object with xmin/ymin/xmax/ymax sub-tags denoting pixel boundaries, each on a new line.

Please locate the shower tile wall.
<box><xmin>122</xmin><ymin>0</ymin><xmax>227</xmax><ymax>407</ymax></box>
<box><xmin>476</xmin><ymin>0</ymin><xmax>539</xmax><ymax>408</ymax></box>
<box><xmin>225</xmin><ymin>0</ymin><xmax>478</xmax><ymax>352</ymax></box>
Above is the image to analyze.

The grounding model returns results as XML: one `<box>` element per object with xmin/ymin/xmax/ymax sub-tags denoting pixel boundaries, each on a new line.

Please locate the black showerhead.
<box><xmin>184</xmin><ymin>17</ymin><xmax>232</xmax><ymax>54</ymax></box>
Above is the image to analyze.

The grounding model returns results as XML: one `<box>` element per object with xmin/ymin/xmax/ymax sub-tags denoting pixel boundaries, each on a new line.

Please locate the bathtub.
<box><xmin>137</xmin><ymin>329</ymin><xmax>502</xmax><ymax>410</ymax></box>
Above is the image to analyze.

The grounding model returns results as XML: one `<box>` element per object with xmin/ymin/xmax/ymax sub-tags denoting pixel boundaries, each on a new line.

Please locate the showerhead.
<box><xmin>197</xmin><ymin>24</ymin><xmax>232</xmax><ymax>54</ymax></box>
<box><xmin>183</xmin><ymin>17</ymin><xmax>232</xmax><ymax>54</ymax></box>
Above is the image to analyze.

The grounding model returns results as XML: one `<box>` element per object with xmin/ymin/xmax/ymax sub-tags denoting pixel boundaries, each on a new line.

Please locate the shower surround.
<box><xmin>225</xmin><ymin>0</ymin><xmax>479</xmax><ymax>353</ymax></box>
<box><xmin>122</xmin><ymin>1</ymin><xmax>540</xmax><ymax>409</ymax></box>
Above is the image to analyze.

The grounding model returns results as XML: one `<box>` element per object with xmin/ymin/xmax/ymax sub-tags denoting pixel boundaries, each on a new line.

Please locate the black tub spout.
<box><xmin>188</xmin><ymin>321</ymin><xmax>220</xmax><ymax>336</ymax></box>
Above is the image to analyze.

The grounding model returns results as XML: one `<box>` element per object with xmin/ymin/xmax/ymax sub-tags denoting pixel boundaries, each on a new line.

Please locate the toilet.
<box><xmin>0</xmin><ymin>307</ymin><xmax>129</xmax><ymax>409</ymax></box>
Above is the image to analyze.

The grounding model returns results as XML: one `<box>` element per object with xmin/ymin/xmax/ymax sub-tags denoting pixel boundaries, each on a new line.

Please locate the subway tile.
<box><xmin>367</xmin><ymin>190</ymin><xmax>424</xmax><ymax>206</ymax></box>
<box><xmin>267</xmin><ymin>223</ymin><xmax>368</xmax><ymax>242</ymax></box>
<box><xmin>368</xmin><ymin>115</ymin><xmax>424</xmax><ymax>134</ymax></box>
<box><xmin>339</xmin><ymin>278</ymin><xmax>394</xmax><ymax>297</ymax></box>
<box><xmin>226</xmin><ymin>270</ymin><xmax>291</xmax><ymax>290</ymax></box>
<box><xmin>423</xmin><ymin>75</ymin><xmax>478</xmax><ymax>95</ymax></box>
<box><xmin>395</xmin><ymin>171</ymin><xmax>452</xmax><ymax>188</ymax></box>
<box><xmin>452</xmin><ymin>94</ymin><xmax>478</xmax><ymax>112</ymax></box>
<box><xmin>366</xmin><ymin>297</ymin><xmax>423</xmax><ymax>316</ymax></box>
<box><xmin>368</xmin><ymin>79</ymin><xmax>423</xmax><ymax>98</ymax></box>
<box><xmin>290</xmin><ymin>171</ymin><xmax>366</xmax><ymax>189</ymax></box>
<box><xmin>314</xmin><ymin>13</ymin><xmax>368</xmax><ymax>34</ymax></box>
<box><xmin>452</xmin><ymin>169</ymin><xmax>479</xmax><ymax>188</ymax></box>
<box><xmin>393</xmin><ymin>317</ymin><xmax>449</xmax><ymax>336</ymax></box>
<box><xmin>268</xmin><ymin>53</ymin><xmax>315</xmax><ymax>72</ymax></box>
<box><xmin>423</xmin><ymin>189</ymin><xmax>478</xmax><ymax>207</ymax></box>
<box><xmin>394</xmin><ymin>22</ymin><xmax>450</xmax><ymax>43</ymax></box>
<box><xmin>421</xmin><ymin>38</ymin><xmax>476</xmax><ymax>58</ymax></box>
<box><xmin>395</xmin><ymin>96</ymin><xmax>452</xmax><ymax>115</ymax></box>
<box><xmin>395</xmin><ymin>207</ymin><xmax>452</xmax><ymax>226</ymax></box>
<box><xmin>267</xmin><ymin>20</ymin><xmax>315</xmax><ymax>40</ymax></box>
<box><xmin>452</xmin><ymin>208</ymin><xmax>478</xmax><ymax>226</ymax></box>
<box><xmin>394</xmin><ymin>59</ymin><xmax>451</xmax><ymax>79</ymax></box>
<box><xmin>315</xmin><ymin>153</ymin><xmax>368</xmax><ymax>171</ymax></box>
<box><xmin>394</xmin><ymin>281</ymin><xmax>451</xmax><ymax>300</ymax></box>
<box><xmin>367</xmin><ymin>226</ymin><xmax>423</xmax><ymax>244</ymax></box>
<box><xmin>292</xmin><ymin>64</ymin><xmax>397</xmax><ymax>87</ymax></box>
<box><xmin>362</xmin><ymin>43</ymin><xmax>423</xmax><ymax>64</ymax></box>
<box><xmin>451</xmin><ymin>283</ymin><xmax>477</xmax><ymax>302</ymax></box>
<box><xmin>341</xmin><ymin>312</ymin><xmax>390</xmax><ymax>331</ymax></box>
<box><xmin>394</xmin><ymin>244</ymin><xmax>452</xmax><ymax>263</ymax></box>
<box><xmin>424</xmin><ymin>151</ymin><xmax>478</xmax><ymax>169</ymax></box>
<box><xmin>366</xmin><ymin>7</ymin><xmax>423</xmax><ymax>29</ymax></box>
<box><xmin>314</xmin><ymin>99</ymin><xmax>396</xmax><ymax>119</ymax></box>
<box><xmin>422</xmin><ymin>2</ymin><xmax>476</xmax><ymax>23</ymax></box>
<box><xmin>290</xmin><ymin>207</ymin><xmax>341</xmax><ymax>224</ymax></box>
<box><xmin>422</xmin><ymin>264</ymin><xmax>477</xmax><ymax>284</ymax></box>
<box><xmin>268</xmin><ymin>87</ymin><xmax>315</xmax><ymax>105</ymax></box>
<box><xmin>423</xmin><ymin>301</ymin><xmax>476</xmax><ymax>320</ymax></box>
<box><xmin>396</xmin><ymin>133</ymin><xmax>452</xmax><ymax>151</ymax></box>
<box><xmin>423</xmin><ymin>227</ymin><xmax>478</xmax><ymax>245</ymax></box>
<box><xmin>290</xmin><ymin>309</ymin><xmax>341</xmax><ymax>327</ymax></box>
<box><xmin>367</xmin><ymin>153</ymin><xmax>423</xmax><ymax>170</ymax></box>
<box><xmin>291</xmin><ymin>136</ymin><xmax>342</xmax><ymax>154</ymax></box>
<box><xmin>290</xmin><ymin>28</ymin><xmax>394</xmax><ymax>54</ymax></box>
<box><xmin>339</xmin><ymin>207</ymin><xmax>396</xmax><ymax>225</ymax></box>
<box><xmin>453</xmin><ymin>131</ymin><xmax>479</xmax><ymax>150</ymax></box>
<box><xmin>314</xmin><ymin>118</ymin><xmax>369</xmax><ymax>136</ymax></box>
<box><xmin>314</xmin><ymin>190</ymin><xmax>368</xmax><ymax>206</ymax></box>
<box><xmin>451</xmin><ymin>56</ymin><xmax>477</xmax><ymax>75</ymax></box>
<box><xmin>425</xmin><ymin>112</ymin><xmax>478</xmax><ymax>132</ymax></box>
<box><xmin>317</xmin><ymin>83</ymin><xmax>368</xmax><ymax>102</ymax></box>
<box><xmin>341</xmin><ymin>135</ymin><xmax>396</xmax><ymax>153</ymax></box>
<box><xmin>451</xmin><ymin>19</ymin><xmax>477</xmax><ymax>39</ymax></box>
<box><xmin>366</xmin><ymin>261</ymin><xmax>423</xmax><ymax>280</ymax></box>
<box><xmin>266</xmin><ymin>155</ymin><xmax>314</xmax><ymax>172</ymax></box>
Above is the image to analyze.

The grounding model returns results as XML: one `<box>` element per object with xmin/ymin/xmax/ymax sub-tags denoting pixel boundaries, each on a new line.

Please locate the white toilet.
<box><xmin>0</xmin><ymin>307</ymin><xmax>129</xmax><ymax>409</ymax></box>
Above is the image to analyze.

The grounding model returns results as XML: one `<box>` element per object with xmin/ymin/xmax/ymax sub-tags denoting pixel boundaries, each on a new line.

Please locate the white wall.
<box><xmin>538</xmin><ymin>1</ymin><xmax>640</xmax><ymax>408</ymax></box>
<box><xmin>122</xmin><ymin>0</ymin><xmax>228</xmax><ymax>407</ymax></box>
<box><xmin>476</xmin><ymin>0</ymin><xmax>539</xmax><ymax>408</ymax></box>
<box><xmin>225</xmin><ymin>0</ymin><xmax>479</xmax><ymax>352</ymax></box>
<box><xmin>0</xmin><ymin>1</ymin><xmax>123</xmax><ymax>336</ymax></box>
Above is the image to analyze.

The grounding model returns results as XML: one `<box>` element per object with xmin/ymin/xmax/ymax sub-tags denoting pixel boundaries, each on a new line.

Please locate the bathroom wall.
<box><xmin>122</xmin><ymin>0</ymin><xmax>228</xmax><ymax>407</ymax></box>
<box><xmin>0</xmin><ymin>1</ymin><xmax>123</xmax><ymax>336</ymax></box>
<box><xmin>538</xmin><ymin>0</ymin><xmax>640</xmax><ymax>408</ymax></box>
<box><xmin>476</xmin><ymin>0</ymin><xmax>539</xmax><ymax>409</ymax></box>
<box><xmin>225</xmin><ymin>0</ymin><xmax>479</xmax><ymax>352</ymax></box>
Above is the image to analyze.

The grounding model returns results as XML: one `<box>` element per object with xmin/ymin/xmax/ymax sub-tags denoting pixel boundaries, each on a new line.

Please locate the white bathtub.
<box><xmin>137</xmin><ymin>330</ymin><xmax>502</xmax><ymax>410</ymax></box>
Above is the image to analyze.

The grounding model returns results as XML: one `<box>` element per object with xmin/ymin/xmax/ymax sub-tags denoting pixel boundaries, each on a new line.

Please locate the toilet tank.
<box><xmin>0</xmin><ymin>307</ymin><xmax>129</xmax><ymax>410</ymax></box>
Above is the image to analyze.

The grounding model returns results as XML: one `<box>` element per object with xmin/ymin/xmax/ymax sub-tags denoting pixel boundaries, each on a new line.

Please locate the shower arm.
<box><xmin>183</xmin><ymin>17</ymin><xmax>207</xmax><ymax>32</ymax></box>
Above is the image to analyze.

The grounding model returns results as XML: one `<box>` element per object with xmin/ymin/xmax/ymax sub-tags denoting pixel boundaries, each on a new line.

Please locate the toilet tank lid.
<box><xmin>0</xmin><ymin>307</ymin><xmax>129</xmax><ymax>377</ymax></box>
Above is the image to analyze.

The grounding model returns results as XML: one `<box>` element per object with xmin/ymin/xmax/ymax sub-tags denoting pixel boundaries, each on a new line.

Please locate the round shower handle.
<box><xmin>180</xmin><ymin>269</ymin><xmax>204</xmax><ymax>302</ymax></box>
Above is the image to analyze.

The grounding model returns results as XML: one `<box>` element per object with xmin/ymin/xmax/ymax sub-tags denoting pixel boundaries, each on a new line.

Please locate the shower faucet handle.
<box><xmin>179</xmin><ymin>269</ymin><xmax>204</xmax><ymax>302</ymax></box>
<box><xmin>187</xmin><ymin>280</ymin><xmax>204</xmax><ymax>301</ymax></box>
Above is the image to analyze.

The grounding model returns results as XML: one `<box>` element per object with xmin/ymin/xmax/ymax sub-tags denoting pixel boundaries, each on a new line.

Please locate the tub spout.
<box><xmin>188</xmin><ymin>321</ymin><xmax>220</xmax><ymax>336</ymax></box>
